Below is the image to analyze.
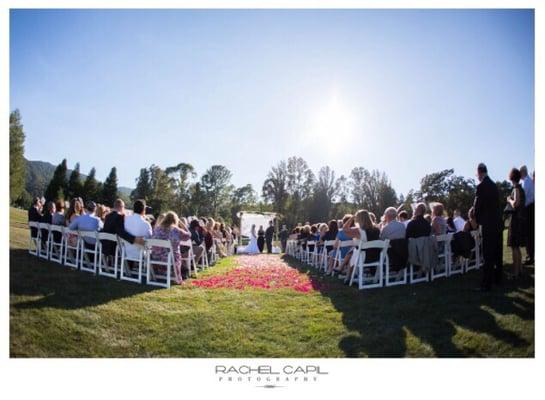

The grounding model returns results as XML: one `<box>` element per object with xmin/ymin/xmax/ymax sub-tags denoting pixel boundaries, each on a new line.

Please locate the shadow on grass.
<box><xmin>10</xmin><ymin>249</ymin><xmax>159</xmax><ymax>310</ymax></box>
<box><xmin>281</xmin><ymin>255</ymin><xmax>534</xmax><ymax>358</ymax></box>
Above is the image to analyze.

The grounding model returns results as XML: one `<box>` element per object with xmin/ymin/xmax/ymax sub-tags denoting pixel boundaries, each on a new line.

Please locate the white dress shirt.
<box><xmin>123</xmin><ymin>213</ymin><xmax>152</xmax><ymax>260</ymax></box>
<box><xmin>453</xmin><ymin>216</ymin><xmax>466</xmax><ymax>232</ymax></box>
<box><xmin>521</xmin><ymin>175</ymin><xmax>535</xmax><ymax>206</ymax></box>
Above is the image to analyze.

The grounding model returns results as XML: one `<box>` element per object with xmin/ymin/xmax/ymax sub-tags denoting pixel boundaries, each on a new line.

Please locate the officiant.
<box><xmin>265</xmin><ymin>220</ymin><xmax>275</xmax><ymax>254</ymax></box>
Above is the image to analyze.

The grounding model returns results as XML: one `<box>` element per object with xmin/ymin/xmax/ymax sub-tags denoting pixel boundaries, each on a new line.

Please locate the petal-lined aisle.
<box><xmin>191</xmin><ymin>254</ymin><xmax>324</xmax><ymax>293</ymax></box>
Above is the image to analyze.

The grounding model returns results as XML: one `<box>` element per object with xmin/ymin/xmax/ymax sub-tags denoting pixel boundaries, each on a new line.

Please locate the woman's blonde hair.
<box><xmin>355</xmin><ymin>209</ymin><xmax>374</xmax><ymax>231</ymax></box>
<box><xmin>432</xmin><ymin>203</ymin><xmax>445</xmax><ymax>217</ymax></box>
<box><xmin>160</xmin><ymin>211</ymin><xmax>179</xmax><ymax>229</ymax></box>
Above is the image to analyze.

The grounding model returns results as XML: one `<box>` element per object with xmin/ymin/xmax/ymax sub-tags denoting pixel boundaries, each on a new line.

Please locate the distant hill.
<box><xmin>25</xmin><ymin>159</ymin><xmax>134</xmax><ymax>198</ymax></box>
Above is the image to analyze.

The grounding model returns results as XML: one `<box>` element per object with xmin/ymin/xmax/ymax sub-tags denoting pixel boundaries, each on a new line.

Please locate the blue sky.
<box><xmin>10</xmin><ymin>9</ymin><xmax>534</xmax><ymax>196</ymax></box>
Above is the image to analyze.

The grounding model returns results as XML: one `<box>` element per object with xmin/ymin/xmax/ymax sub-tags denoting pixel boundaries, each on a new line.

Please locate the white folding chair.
<box><xmin>408</xmin><ymin>237</ymin><xmax>431</xmax><ymax>284</ymax></box>
<box><xmin>38</xmin><ymin>223</ymin><xmax>51</xmax><ymax>260</ymax></box>
<box><xmin>319</xmin><ymin>240</ymin><xmax>336</xmax><ymax>272</ymax></box>
<box><xmin>146</xmin><ymin>238</ymin><xmax>176</xmax><ymax>288</ymax></box>
<box><xmin>385</xmin><ymin>239</ymin><xmax>408</xmax><ymax>287</ymax></box>
<box><xmin>303</xmin><ymin>241</ymin><xmax>315</xmax><ymax>264</ymax></box>
<box><xmin>63</xmin><ymin>228</ymin><xmax>80</xmax><ymax>269</ymax></box>
<box><xmin>119</xmin><ymin>237</ymin><xmax>144</xmax><ymax>284</ymax></box>
<box><xmin>48</xmin><ymin>225</ymin><xmax>65</xmax><ymax>264</ymax></box>
<box><xmin>329</xmin><ymin>240</ymin><xmax>357</xmax><ymax>275</ymax></box>
<box><xmin>97</xmin><ymin>232</ymin><xmax>119</xmax><ymax>278</ymax></box>
<box><xmin>448</xmin><ymin>234</ymin><xmax>466</xmax><ymax>276</ymax></box>
<box><xmin>28</xmin><ymin>221</ymin><xmax>40</xmax><ymax>256</ymax></box>
<box><xmin>349</xmin><ymin>239</ymin><xmax>390</xmax><ymax>290</ymax></box>
<box><xmin>431</xmin><ymin>234</ymin><xmax>451</xmax><ymax>281</ymax></box>
<box><xmin>79</xmin><ymin>231</ymin><xmax>98</xmax><ymax>274</ymax></box>
<box><xmin>198</xmin><ymin>244</ymin><xmax>209</xmax><ymax>270</ymax></box>
<box><xmin>180</xmin><ymin>239</ymin><xmax>198</xmax><ymax>277</ymax></box>
<box><xmin>466</xmin><ymin>230</ymin><xmax>481</xmax><ymax>272</ymax></box>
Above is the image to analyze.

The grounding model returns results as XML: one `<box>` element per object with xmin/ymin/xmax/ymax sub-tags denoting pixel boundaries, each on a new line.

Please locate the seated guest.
<box><xmin>96</xmin><ymin>204</ymin><xmax>108</xmax><ymax>222</ymax></box>
<box><xmin>320</xmin><ymin>220</ymin><xmax>338</xmax><ymax>254</ymax></box>
<box><xmin>327</xmin><ymin>214</ymin><xmax>354</xmax><ymax>274</ymax></box>
<box><xmin>463</xmin><ymin>207</ymin><xmax>479</xmax><ymax>232</ymax></box>
<box><xmin>188</xmin><ymin>219</ymin><xmax>205</xmax><ymax>264</ymax></box>
<box><xmin>68</xmin><ymin>201</ymin><xmax>103</xmax><ymax>247</ymax></box>
<box><xmin>406</xmin><ymin>203</ymin><xmax>431</xmax><ymax>239</ymax></box>
<box><xmin>64</xmin><ymin>198</ymin><xmax>84</xmax><ymax>247</ymax></box>
<box><xmin>299</xmin><ymin>225</ymin><xmax>311</xmax><ymax>251</ymax></box>
<box><xmin>102</xmin><ymin>199</ymin><xmax>145</xmax><ymax>257</ymax></box>
<box><xmin>123</xmin><ymin>199</ymin><xmax>153</xmax><ymax>260</ymax></box>
<box><xmin>398</xmin><ymin>210</ymin><xmax>410</xmax><ymax>227</ymax></box>
<box><xmin>424</xmin><ymin>214</ymin><xmax>432</xmax><ymax>225</ymax></box>
<box><xmin>342</xmin><ymin>210</ymin><xmax>381</xmax><ymax>284</ymax></box>
<box><xmin>40</xmin><ymin>201</ymin><xmax>56</xmax><ymax>248</ymax></box>
<box><xmin>28</xmin><ymin>197</ymin><xmax>43</xmax><ymax>237</ymax></box>
<box><xmin>446</xmin><ymin>216</ymin><xmax>457</xmax><ymax>233</ymax></box>
<box><xmin>151</xmin><ymin>211</ymin><xmax>191</xmax><ymax>283</ymax></box>
<box><xmin>453</xmin><ymin>209</ymin><xmax>466</xmax><ymax>232</ymax></box>
<box><xmin>431</xmin><ymin>203</ymin><xmax>447</xmax><ymax>236</ymax></box>
<box><xmin>380</xmin><ymin>207</ymin><xmax>406</xmax><ymax>240</ymax></box>
<box><xmin>52</xmin><ymin>200</ymin><xmax>66</xmax><ymax>226</ymax></box>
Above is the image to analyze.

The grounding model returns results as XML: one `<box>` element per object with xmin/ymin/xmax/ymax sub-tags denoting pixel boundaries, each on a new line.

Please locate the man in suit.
<box><xmin>265</xmin><ymin>220</ymin><xmax>275</xmax><ymax>254</ymax></box>
<box><xmin>102</xmin><ymin>199</ymin><xmax>145</xmax><ymax>256</ymax></box>
<box><xmin>473</xmin><ymin>163</ymin><xmax>502</xmax><ymax>291</ymax></box>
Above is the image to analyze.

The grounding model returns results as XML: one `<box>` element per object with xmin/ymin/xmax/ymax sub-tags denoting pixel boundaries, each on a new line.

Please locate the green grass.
<box><xmin>10</xmin><ymin>207</ymin><xmax>534</xmax><ymax>357</ymax></box>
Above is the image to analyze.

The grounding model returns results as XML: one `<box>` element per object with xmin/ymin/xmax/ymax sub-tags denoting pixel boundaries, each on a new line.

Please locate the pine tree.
<box><xmin>44</xmin><ymin>159</ymin><xmax>68</xmax><ymax>202</ymax></box>
<box><xmin>102</xmin><ymin>167</ymin><xmax>119</xmax><ymax>207</ymax></box>
<box><xmin>9</xmin><ymin>110</ymin><xmax>26</xmax><ymax>204</ymax></box>
<box><xmin>82</xmin><ymin>167</ymin><xmax>100</xmax><ymax>202</ymax></box>
<box><xmin>131</xmin><ymin>168</ymin><xmax>153</xmax><ymax>201</ymax></box>
<box><xmin>67</xmin><ymin>162</ymin><xmax>83</xmax><ymax>200</ymax></box>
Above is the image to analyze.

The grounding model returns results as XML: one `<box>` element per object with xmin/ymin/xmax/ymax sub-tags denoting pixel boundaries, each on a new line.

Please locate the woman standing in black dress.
<box><xmin>257</xmin><ymin>225</ymin><xmax>265</xmax><ymax>253</ymax></box>
<box><xmin>507</xmin><ymin>167</ymin><xmax>527</xmax><ymax>279</ymax></box>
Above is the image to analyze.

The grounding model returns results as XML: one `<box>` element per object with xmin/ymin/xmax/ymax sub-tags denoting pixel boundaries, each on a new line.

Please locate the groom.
<box><xmin>265</xmin><ymin>221</ymin><xmax>275</xmax><ymax>254</ymax></box>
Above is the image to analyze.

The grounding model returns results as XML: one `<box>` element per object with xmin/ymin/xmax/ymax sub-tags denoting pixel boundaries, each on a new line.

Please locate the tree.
<box><xmin>66</xmin><ymin>162</ymin><xmax>83</xmax><ymax>200</ymax></box>
<box><xmin>148</xmin><ymin>165</ymin><xmax>176</xmax><ymax>215</ymax></box>
<box><xmin>262</xmin><ymin>160</ymin><xmax>289</xmax><ymax>215</ymax></box>
<box><xmin>131</xmin><ymin>168</ymin><xmax>153</xmax><ymax>201</ymax></box>
<box><xmin>82</xmin><ymin>167</ymin><xmax>101</xmax><ymax>202</ymax></box>
<box><xmin>102</xmin><ymin>167</ymin><xmax>119</xmax><ymax>207</ymax></box>
<box><xmin>285</xmin><ymin>156</ymin><xmax>315</xmax><ymax>226</ymax></box>
<box><xmin>309</xmin><ymin>166</ymin><xmax>338</xmax><ymax>222</ymax></box>
<box><xmin>417</xmin><ymin>169</ymin><xmax>476</xmax><ymax>215</ymax></box>
<box><xmin>10</xmin><ymin>110</ymin><xmax>26</xmax><ymax>204</ymax></box>
<box><xmin>230</xmin><ymin>184</ymin><xmax>257</xmax><ymax>225</ymax></box>
<box><xmin>349</xmin><ymin>167</ymin><xmax>397</xmax><ymax>217</ymax></box>
<box><xmin>200</xmin><ymin>165</ymin><xmax>233</xmax><ymax>218</ymax></box>
<box><xmin>165</xmin><ymin>162</ymin><xmax>196</xmax><ymax>216</ymax></box>
<box><xmin>417</xmin><ymin>169</ymin><xmax>454</xmax><ymax>204</ymax></box>
<box><xmin>44</xmin><ymin>159</ymin><xmax>68</xmax><ymax>202</ymax></box>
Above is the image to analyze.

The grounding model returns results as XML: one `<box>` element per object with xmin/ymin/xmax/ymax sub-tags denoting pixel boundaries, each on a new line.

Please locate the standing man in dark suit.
<box><xmin>473</xmin><ymin>163</ymin><xmax>502</xmax><ymax>291</ymax></box>
<box><xmin>102</xmin><ymin>199</ymin><xmax>145</xmax><ymax>256</ymax></box>
<box><xmin>265</xmin><ymin>220</ymin><xmax>275</xmax><ymax>254</ymax></box>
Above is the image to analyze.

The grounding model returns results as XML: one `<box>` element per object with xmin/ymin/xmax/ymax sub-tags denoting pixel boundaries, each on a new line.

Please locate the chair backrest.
<box><xmin>146</xmin><ymin>238</ymin><xmax>174</xmax><ymax>253</ymax></box>
<box><xmin>29</xmin><ymin>221</ymin><xmax>40</xmax><ymax>229</ymax></box>
<box><xmin>358</xmin><ymin>239</ymin><xmax>390</xmax><ymax>264</ymax></box>
<box><xmin>323</xmin><ymin>240</ymin><xmax>336</xmax><ymax>247</ymax></box>
<box><xmin>38</xmin><ymin>222</ymin><xmax>50</xmax><ymax>231</ymax></box>
<box><xmin>97</xmin><ymin>232</ymin><xmax>118</xmax><ymax>242</ymax></box>
<box><xmin>339</xmin><ymin>239</ymin><xmax>358</xmax><ymax>248</ymax></box>
<box><xmin>79</xmin><ymin>230</ymin><xmax>98</xmax><ymax>241</ymax></box>
<box><xmin>49</xmin><ymin>224</ymin><xmax>64</xmax><ymax>234</ymax></box>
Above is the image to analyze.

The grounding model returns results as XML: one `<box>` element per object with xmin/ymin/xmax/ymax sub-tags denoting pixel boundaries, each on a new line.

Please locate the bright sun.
<box><xmin>307</xmin><ymin>94</ymin><xmax>357</xmax><ymax>152</ymax></box>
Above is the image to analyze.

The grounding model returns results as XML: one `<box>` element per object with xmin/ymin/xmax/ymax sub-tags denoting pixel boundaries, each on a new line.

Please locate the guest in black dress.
<box><xmin>507</xmin><ymin>168</ymin><xmax>527</xmax><ymax>279</ymax></box>
<box><xmin>257</xmin><ymin>226</ymin><xmax>265</xmax><ymax>253</ymax></box>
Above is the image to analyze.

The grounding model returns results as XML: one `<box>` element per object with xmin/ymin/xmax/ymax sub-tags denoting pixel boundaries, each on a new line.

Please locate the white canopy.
<box><xmin>238</xmin><ymin>211</ymin><xmax>277</xmax><ymax>238</ymax></box>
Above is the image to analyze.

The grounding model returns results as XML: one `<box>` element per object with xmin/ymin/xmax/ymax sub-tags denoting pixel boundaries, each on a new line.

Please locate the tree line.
<box><xmin>10</xmin><ymin>109</ymin><xmax>512</xmax><ymax>226</ymax></box>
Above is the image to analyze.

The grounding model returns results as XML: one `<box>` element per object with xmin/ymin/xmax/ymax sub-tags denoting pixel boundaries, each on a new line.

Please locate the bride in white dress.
<box><xmin>244</xmin><ymin>224</ymin><xmax>260</xmax><ymax>254</ymax></box>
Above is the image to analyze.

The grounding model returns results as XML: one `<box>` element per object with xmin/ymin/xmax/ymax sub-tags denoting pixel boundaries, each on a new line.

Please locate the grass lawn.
<box><xmin>9</xmin><ymin>207</ymin><xmax>534</xmax><ymax>357</ymax></box>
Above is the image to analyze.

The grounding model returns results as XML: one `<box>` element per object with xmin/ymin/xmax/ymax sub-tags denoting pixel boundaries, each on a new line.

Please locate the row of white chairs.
<box><xmin>286</xmin><ymin>230</ymin><xmax>483</xmax><ymax>290</ymax></box>
<box><xmin>28</xmin><ymin>222</ymin><xmax>221</xmax><ymax>288</ymax></box>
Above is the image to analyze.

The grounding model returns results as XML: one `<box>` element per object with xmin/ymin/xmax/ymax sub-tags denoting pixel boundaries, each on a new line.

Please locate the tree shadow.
<box><xmin>10</xmin><ymin>249</ymin><xmax>159</xmax><ymax>311</ymax></box>
<box><xmin>281</xmin><ymin>255</ymin><xmax>534</xmax><ymax>358</ymax></box>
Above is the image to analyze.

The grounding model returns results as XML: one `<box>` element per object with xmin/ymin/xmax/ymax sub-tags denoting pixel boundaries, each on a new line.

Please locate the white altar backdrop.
<box><xmin>239</xmin><ymin>213</ymin><xmax>275</xmax><ymax>237</ymax></box>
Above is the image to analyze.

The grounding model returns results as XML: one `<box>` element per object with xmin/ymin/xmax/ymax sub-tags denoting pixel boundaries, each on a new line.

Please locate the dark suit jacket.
<box><xmin>474</xmin><ymin>176</ymin><xmax>500</xmax><ymax>230</ymax></box>
<box><xmin>265</xmin><ymin>226</ymin><xmax>275</xmax><ymax>240</ymax></box>
<box><xmin>101</xmin><ymin>211</ymin><xmax>135</xmax><ymax>256</ymax></box>
<box><xmin>28</xmin><ymin>206</ymin><xmax>42</xmax><ymax>236</ymax></box>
